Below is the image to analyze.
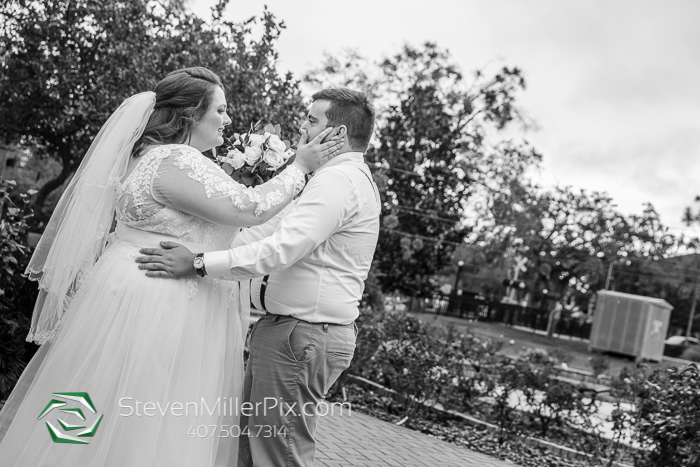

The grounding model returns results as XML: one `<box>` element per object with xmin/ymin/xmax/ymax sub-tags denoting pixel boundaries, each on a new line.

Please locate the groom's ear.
<box><xmin>335</xmin><ymin>125</ymin><xmax>348</xmax><ymax>137</ymax></box>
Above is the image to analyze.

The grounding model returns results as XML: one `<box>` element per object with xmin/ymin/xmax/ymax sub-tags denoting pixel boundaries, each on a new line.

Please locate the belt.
<box><xmin>263</xmin><ymin>312</ymin><xmax>355</xmax><ymax>328</ymax></box>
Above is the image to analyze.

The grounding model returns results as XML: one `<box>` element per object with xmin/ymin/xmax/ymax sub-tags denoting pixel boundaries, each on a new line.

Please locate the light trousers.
<box><xmin>238</xmin><ymin>314</ymin><xmax>356</xmax><ymax>467</ymax></box>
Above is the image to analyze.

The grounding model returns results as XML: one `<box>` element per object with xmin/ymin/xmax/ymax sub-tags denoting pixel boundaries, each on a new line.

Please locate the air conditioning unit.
<box><xmin>589</xmin><ymin>290</ymin><xmax>672</xmax><ymax>362</ymax></box>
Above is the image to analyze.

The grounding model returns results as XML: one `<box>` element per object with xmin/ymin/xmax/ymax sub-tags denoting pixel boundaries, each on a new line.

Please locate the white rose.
<box><xmin>225</xmin><ymin>148</ymin><xmax>246</xmax><ymax>170</ymax></box>
<box><xmin>244</xmin><ymin>146</ymin><xmax>262</xmax><ymax>165</ymax></box>
<box><xmin>263</xmin><ymin>149</ymin><xmax>286</xmax><ymax>170</ymax></box>
<box><xmin>266</xmin><ymin>133</ymin><xmax>287</xmax><ymax>153</ymax></box>
<box><xmin>247</xmin><ymin>134</ymin><xmax>265</xmax><ymax>147</ymax></box>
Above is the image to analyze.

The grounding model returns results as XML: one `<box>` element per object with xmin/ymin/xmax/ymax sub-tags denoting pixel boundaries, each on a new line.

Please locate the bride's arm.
<box><xmin>152</xmin><ymin>145</ymin><xmax>305</xmax><ymax>228</ymax></box>
<box><xmin>232</xmin><ymin>203</ymin><xmax>294</xmax><ymax>248</ymax></box>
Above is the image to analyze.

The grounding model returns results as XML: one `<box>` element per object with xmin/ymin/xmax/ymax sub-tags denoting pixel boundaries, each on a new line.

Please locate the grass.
<box><xmin>410</xmin><ymin>311</ymin><xmax>684</xmax><ymax>376</ymax></box>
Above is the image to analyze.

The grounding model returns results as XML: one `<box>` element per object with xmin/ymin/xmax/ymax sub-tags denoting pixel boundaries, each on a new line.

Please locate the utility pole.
<box><xmin>605</xmin><ymin>263</ymin><xmax>614</xmax><ymax>290</ymax></box>
<box><xmin>687</xmin><ymin>280</ymin><xmax>699</xmax><ymax>339</ymax></box>
<box><xmin>0</xmin><ymin>146</ymin><xmax>9</xmax><ymax>179</ymax></box>
<box><xmin>447</xmin><ymin>261</ymin><xmax>464</xmax><ymax>314</ymax></box>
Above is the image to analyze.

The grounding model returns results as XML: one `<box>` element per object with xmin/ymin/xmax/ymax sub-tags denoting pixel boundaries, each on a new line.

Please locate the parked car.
<box><xmin>664</xmin><ymin>335</ymin><xmax>700</xmax><ymax>359</ymax></box>
<box><xmin>664</xmin><ymin>336</ymin><xmax>700</xmax><ymax>346</ymax></box>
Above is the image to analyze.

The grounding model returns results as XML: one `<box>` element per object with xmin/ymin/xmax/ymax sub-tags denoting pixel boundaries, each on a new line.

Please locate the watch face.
<box><xmin>193</xmin><ymin>257</ymin><xmax>204</xmax><ymax>269</ymax></box>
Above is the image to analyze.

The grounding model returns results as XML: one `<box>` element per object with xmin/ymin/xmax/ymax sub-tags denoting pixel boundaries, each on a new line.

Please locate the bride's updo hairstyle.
<box><xmin>132</xmin><ymin>67</ymin><xmax>224</xmax><ymax>157</ymax></box>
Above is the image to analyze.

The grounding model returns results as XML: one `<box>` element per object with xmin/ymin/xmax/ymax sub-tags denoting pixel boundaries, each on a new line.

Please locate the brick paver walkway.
<box><xmin>315</xmin><ymin>410</ymin><xmax>516</xmax><ymax>467</ymax></box>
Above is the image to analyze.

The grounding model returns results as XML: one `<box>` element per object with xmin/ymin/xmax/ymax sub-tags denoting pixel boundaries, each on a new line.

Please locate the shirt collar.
<box><xmin>315</xmin><ymin>151</ymin><xmax>365</xmax><ymax>173</ymax></box>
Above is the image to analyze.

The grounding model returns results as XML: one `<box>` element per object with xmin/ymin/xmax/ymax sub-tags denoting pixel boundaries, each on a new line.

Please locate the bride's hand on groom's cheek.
<box><xmin>293</xmin><ymin>128</ymin><xmax>344</xmax><ymax>174</ymax></box>
<box><xmin>135</xmin><ymin>242</ymin><xmax>197</xmax><ymax>278</ymax></box>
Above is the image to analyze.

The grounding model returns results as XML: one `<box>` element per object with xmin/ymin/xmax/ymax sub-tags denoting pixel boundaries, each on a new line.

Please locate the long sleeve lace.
<box><xmin>231</xmin><ymin>204</ymin><xmax>294</xmax><ymax>248</ymax></box>
<box><xmin>151</xmin><ymin>145</ymin><xmax>305</xmax><ymax>228</ymax></box>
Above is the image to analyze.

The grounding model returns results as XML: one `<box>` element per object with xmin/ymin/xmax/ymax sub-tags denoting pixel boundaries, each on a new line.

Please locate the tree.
<box><xmin>0</xmin><ymin>0</ymin><xmax>305</xmax><ymax>220</ymax></box>
<box><xmin>471</xmin><ymin>177</ymin><xmax>693</xmax><ymax>313</ymax></box>
<box><xmin>305</xmin><ymin>43</ymin><xmax>538</xmax><ymax>296</ymax></box>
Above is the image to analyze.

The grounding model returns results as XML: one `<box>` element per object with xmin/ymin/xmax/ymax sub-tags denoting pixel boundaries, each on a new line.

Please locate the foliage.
<box><xmin>343</xmin><ymin>307</ymin><xmax>700</xmax><ymax>465</ymax></box>
<box><xmin>634</xmin><ymin>364</ymin><xmax>700</xmax><ymax>467</ymax></box>
<box><xmin>588</xmin><ymin>354</ymin><xmax>611</xmax><ymax>378</ymax></box>
<box><xmin>216</xmin><ymin>122</ymin><xmax>295</xmax><ymax>187</ymax></box>
<box><xmin>468</xmin><ymin>175</ymin><xmax>695</xmax><ymax>318</ymax></box>
<box><xmin>515</xmin><ymin>349</ymin><xmax>580</xmax><ymax>440</ymax></box>
<box><xmin>0</xmin><ymin>0</ymin><xmax>305</xmax><ymax>220</ymax></box>
<box><xmin>0</xmin><ymin>178</ymin><xmax>39</xmax><ymax>399</ymax></box>
<box><xmin>351</xmin><ymin>309</ymin><xmax>502</xmax><ymax>420</ymax></box>
<box><xmin>438</xmin><ymin>324</ymin><xmax>502</xmax><ymax>415</ymax></box>
<box><xmin>563</xmin><ymin>366</ymin><xmax>643</xmax><ymax>467</ymax></box>
<box><xmin>336</xmin><ymin>382</ymin><xmax>592</xmax><ymax>467</ymax></box>
<box><xmin>305</xmin><ymin>43</ymin><xmax>539</xmax><ymax>297</ymax></box>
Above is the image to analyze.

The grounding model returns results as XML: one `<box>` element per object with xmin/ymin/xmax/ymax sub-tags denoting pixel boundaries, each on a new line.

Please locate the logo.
<box><xmin>38</xmin><ymin>392</ymin><xmax>103</xmax><ymax>444</ymax></box>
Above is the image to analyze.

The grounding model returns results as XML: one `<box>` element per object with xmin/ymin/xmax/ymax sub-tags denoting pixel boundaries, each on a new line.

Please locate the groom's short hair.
<box><xmin>311</xmin><ymin>88</ymin><xmax>375</xmax><ymax>152</ymax></box>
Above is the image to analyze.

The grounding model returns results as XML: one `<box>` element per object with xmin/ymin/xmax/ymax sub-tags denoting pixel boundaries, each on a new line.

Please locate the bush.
<box><xmin>588</xmin><ymin>354</ymin><xmax>611</xmax><ymax>377</ymax></box>
<box><xmin>634</xmin><ymin>364</ymin><xmax>700</xmax><ymax>467</ymax></box>
<box><xmin>438</xmin><ymin>324</ymin><xmax>502</xmax><ymax>415</ymax></box>
<box><xmin>516</xmin><ymin>349</ymin><xmax>580</xmax><ymax>439</ymax></box>
<box><xmin>0</xmin><ymin>179</ymin><xmax>39</xmax><ymax>400</ymax></box>
<box><xmin>351</xmin><ymin>310</ymin><xmax>503</xmax><ymax>420</ymax></box>
<box><xmin>349</xmin><ymin>306</ymin><xmax>700</xmax><ymax>465</ymax></box>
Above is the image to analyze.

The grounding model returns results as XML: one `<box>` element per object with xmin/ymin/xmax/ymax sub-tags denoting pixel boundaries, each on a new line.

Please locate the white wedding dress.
<box><xmin>0</xmin><ymin>144</ymin><xmax>304</xmax><ymax>466</ymax></box>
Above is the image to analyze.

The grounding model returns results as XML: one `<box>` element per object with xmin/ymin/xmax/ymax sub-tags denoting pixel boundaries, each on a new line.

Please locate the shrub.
<box><xmin>588</xmin><ymin>354</ymin><xmax>611</xmax><ymax>377</ymax></box>
<box><xmin>369</xmin><ymin>334</ymin><xmax>448</xmax><ymax>417</ymax></box>
<box><xmin>438</xmin><ymin>325</ymin><xmax>502</xmax><ymax>415</ymax></box>
<box><xmin>0</xmin><ymin>179</ymin><xmax>39</xmax><ymax>400</ymax></box>
<box><xmin>634</xmin><ymin>364</ymin><xmax>700</xmax><ymax>467</ymax></box>
<box><xmin>516</xmin><ymin>349</ymin><xmax>580</xmax><ymax>439</ymax></box>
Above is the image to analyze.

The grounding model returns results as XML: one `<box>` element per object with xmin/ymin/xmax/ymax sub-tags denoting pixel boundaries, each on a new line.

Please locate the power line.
<box><xmin>388</xmin><ymin>205</ymin><xmax>460</xmax><ymax>224</ymax></box>
<box><xmin>371</xmin><ymin>165</ymin><xmax>460</xmax><ymax>178</ymax></box>
<box><xmin>610</xmin><ymin>269</ymin><xmax>698</xmax><ymax>288</ymax></box>
<box><xmin>380</xmin><ymin>228</ymin><xmax>465</xmax><ymax>247</ymax></box>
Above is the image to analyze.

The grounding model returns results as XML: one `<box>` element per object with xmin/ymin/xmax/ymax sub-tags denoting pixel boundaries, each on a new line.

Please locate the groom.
<box><xmin>136</xmin><ymin>88</ymin><xmax>380</xmax><ymax>466</ymax></box>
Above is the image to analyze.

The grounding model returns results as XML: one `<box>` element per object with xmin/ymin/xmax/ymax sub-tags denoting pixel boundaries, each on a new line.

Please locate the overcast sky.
<box><xmin>190</xmin><ymin>0</ymin><xmax>700</xmax><ymax>236</ymax></box>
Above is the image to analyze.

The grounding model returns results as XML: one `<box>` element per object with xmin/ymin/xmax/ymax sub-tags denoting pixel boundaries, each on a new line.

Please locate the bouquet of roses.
<box><xmin>216</xmin><ymin>121</ymin><xmax>296</xmax><ymax>187</ymax></box>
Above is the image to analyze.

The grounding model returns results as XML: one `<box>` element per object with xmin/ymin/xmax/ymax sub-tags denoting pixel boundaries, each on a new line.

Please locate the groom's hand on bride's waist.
<box><xmin>136</xmin><ymin>242</ymin><xmax>197</xmax><ymax>278</ymax></box>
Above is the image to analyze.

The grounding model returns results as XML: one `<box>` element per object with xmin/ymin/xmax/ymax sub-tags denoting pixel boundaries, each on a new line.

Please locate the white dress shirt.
<box><xmin>204</xmin><ymin>152</ymin><xmax>381</xmax><ymax>324</ymax></box>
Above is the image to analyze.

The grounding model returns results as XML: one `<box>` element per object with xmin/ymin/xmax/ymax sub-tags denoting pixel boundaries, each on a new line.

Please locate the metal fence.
<box><xmin>423</xmin><ymin>294</ymin><xmax>591</xmax><ymax>340</ymax></box>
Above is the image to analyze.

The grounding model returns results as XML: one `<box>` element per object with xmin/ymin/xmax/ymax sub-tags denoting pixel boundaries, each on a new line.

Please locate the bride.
<box><xmin>0</xmin><ymin>67</ymin><xmax>342</xmax><ymax>466</ymax></box>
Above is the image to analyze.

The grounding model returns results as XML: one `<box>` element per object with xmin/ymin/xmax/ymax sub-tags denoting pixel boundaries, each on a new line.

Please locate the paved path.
<box><xmin>315</xmin><ymin>410</ymin><xmax>516</xmax><ymax>467</ymax></box>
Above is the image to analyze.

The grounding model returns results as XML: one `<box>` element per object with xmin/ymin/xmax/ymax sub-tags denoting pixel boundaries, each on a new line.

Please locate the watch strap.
<box><xmin>194</xmin><ymin>253</ymin><xmax>207</xmax><ymax>277</ymax></box>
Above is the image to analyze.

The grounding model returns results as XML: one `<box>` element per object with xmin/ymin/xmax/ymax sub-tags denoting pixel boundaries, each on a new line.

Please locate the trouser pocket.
<box><xmin>286</xmin><ymin>319</ymin><xmax>313</xmax><ymax>363</ymax></box>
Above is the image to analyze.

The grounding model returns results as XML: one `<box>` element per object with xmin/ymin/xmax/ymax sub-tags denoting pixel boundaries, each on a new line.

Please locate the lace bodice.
<box><xmin>115</xmin><ymin>144</ymin><xmax>305</xmax><ymax>248</ymax></box>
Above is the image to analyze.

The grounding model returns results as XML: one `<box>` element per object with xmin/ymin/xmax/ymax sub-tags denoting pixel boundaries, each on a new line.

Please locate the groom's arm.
<box><xmin>205</xmin><ymin>168</ymin><xmax>355</xmax><ymax>280</ymax></box>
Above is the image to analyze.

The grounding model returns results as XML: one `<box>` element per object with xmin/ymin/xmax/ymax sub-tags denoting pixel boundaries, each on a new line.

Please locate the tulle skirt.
<box><xmin>0</xmin><ymin>239</ymin><xmax>245</xmax><ymax>466</ymax></box>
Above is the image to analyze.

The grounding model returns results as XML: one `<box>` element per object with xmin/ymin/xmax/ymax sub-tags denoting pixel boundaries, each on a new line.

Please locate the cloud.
<box><xmin>187</xmin><ymin>0</ymin><xmax>700</xmax><ymax>231</ymax></box>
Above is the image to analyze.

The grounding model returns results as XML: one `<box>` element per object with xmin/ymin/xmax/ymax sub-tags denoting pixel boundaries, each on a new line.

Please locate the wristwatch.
<box><xmin>193</xmin><ymin>253</ymin><xmax>207</xmax><ymax>277</ymax></box>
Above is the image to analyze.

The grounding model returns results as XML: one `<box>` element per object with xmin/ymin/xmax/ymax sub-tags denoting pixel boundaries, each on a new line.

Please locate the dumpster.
<box><xmin>589</xmin><ymin>290</ymin><xmax>672</xmax><ymax>362</ymax></box>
